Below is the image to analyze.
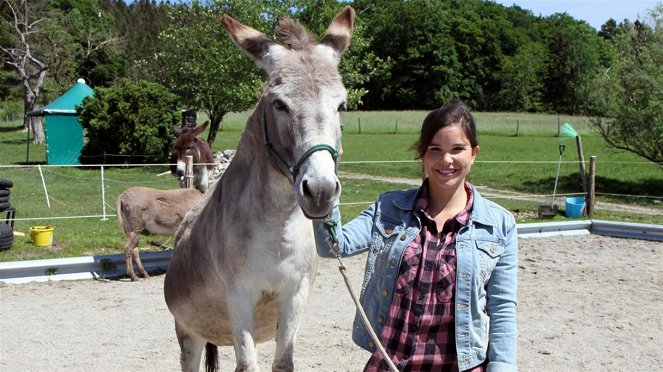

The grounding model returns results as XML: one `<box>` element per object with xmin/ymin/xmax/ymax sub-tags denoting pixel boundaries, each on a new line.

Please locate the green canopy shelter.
<box><xmin>26</xmin><ymin>78</ymin><xmax>94</xmax><ymax>165</ymax></box>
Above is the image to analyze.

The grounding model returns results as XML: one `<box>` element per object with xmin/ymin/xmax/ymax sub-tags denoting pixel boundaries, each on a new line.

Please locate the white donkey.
<box><xmin>164</xmin><ymin>7</ymin><xmax>354</xmax><ymax>372</ymax></box>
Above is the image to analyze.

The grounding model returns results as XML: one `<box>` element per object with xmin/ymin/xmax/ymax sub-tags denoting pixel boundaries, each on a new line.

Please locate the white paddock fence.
<box><xmin>0</xmin><ymin>155</ymin><xmax>661</xmax><ymax>283</ymax></box>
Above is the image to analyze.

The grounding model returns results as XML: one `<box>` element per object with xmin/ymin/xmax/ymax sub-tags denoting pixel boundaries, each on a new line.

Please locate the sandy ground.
<box><xmin>1</xmin><ymin>234</ymin><xmax>661</xmax><ymax>371</ymax></box>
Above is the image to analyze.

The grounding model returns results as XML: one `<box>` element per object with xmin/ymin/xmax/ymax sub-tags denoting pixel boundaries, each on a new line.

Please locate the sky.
<box><xmin>493</xmin><ymin>0</ymin><xmax>660</xmax><ymax>30</ymax></box>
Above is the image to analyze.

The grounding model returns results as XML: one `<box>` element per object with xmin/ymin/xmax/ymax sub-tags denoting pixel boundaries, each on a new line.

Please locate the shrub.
<box><xmin>77</xmin><ymin>79</ymin><xmax>180</xmax><ymax>164</ymax></box>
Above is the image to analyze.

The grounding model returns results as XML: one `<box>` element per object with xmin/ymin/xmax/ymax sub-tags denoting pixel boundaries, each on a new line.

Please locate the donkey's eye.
<box><xmin>337</xmin><ymin>101</ymin><xmax>347</xmax><ymax>112</ymax></box>
<box><xmin>273</xmin><ymin>99</ymin><xmax>289</xmax><ymax>113</ymax></box>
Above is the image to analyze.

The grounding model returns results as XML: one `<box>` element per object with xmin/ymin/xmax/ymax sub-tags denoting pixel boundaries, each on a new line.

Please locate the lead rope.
<box><xmin>323</xmin><ymin>218</ymin><xmax>399</xmax><ymax>372</ymax></box>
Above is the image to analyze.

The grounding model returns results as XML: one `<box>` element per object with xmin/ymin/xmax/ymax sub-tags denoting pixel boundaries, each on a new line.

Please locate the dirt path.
<box><xmin>1</xmin><ymin>235</ymin><xmax>661</xmax><ymax>371</ymax></box>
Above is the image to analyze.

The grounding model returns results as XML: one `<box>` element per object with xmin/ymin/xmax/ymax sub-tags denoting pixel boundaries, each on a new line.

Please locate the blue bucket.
<box><xmin>565</xmin><ymin>197</ymin><xmax>586</xmax><ymax>218</ymax></box>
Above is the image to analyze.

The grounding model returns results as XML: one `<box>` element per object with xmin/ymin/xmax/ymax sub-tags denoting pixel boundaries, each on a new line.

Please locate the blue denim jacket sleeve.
<box><xmin>313</xmin><ymin>199</ymin><xmax>375</xmax><ymax>258</ymax></box>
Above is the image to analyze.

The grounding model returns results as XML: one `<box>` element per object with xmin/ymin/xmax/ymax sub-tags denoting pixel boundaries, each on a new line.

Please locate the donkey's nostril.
<box><xmin>302</xmin><ymin>180</ymin><xmax>313</xmax><ymax>198</ymax></box>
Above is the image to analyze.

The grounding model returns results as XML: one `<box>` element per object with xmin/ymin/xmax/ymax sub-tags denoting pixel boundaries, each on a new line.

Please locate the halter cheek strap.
<box><xmin>263</xmin><ymin>110</ymin><xmax>339</xmax><ymax>181</ymax></box>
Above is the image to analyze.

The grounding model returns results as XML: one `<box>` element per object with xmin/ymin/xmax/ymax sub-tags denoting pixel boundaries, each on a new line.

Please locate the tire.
<box><xmin>0</xmin><ymin>202</ymin><xmax>10</xmax><ymax>211</ymax></box>
<box><xmin>0</xmin><ymin>189</ymin><xmax>9</xmax><ymax>197</ymax></box>
<box><xmin>0</xmin><ymin>196</ymin><xmax>8</xmax><ymax>204</ymax></box>
<box><xmin>0</xmin><ymin>222</ymin><xmax>13</xmax><ymax>250</ymax></box>
<box><xmin>0</xmin><ymin>179</ymin><xmax>13</xmax><ymax>189</ymax></box>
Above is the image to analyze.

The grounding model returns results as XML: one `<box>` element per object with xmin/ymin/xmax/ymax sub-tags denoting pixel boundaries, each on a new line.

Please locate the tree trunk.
<box><xmin>205</xmin><ymin>112</ymin><xmax>226</xmax><ymax>146</ymax></box>
<box><xmin>31</xmin><ymin>117</ymin><xmax>45</xmax><ymax>144</ymax></box>
<box><xmin>23</xmin><ymin>98</ymin><xmax>45</xmax><ymax>144</ymax></box>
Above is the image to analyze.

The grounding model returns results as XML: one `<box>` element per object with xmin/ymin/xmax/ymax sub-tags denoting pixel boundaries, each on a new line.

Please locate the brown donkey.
<box><xmin>115</xmin><ymin>187</ymin><xmax>202</xmax><ymax>281</ymax></box>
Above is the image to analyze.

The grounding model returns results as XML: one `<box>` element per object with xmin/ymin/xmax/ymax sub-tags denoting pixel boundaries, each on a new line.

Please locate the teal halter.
<box><xmin>263</xmin><ymin>110</ymin><xmax>339</xmax><ymax>180</ymax></box>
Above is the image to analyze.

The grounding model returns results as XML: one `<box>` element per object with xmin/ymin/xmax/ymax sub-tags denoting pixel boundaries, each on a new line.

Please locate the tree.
<box><xmin>498</xmin><ymin>41</ymin><xmax>549</xmax><ymax>112</ymax></box>
<box><xmin>587</xmin><ymin>8</ymin><xmax>663</xmax><ymax>168</ymax></box>
<box><xmin>542</xmin><ymin>13</ymin><xmax>606</xmax><ymax>114</ymax></box>
<box><xmin>1</xmin><ymin>0</ymin><xmax>49</xmax><ymax>142</ymax></box>
<box><xmin>154</xmin><ymin>0</ymin><xmax>271</xmax><ymax>145</ymax></box>
<box><xmin>77</xmin><ymin>78</ymin><xmax>180</xmax><ymax>164</ymax></box>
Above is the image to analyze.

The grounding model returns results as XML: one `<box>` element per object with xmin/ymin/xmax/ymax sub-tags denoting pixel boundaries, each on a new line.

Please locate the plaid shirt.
<box><xmin>365</xmin><ymin>182</ymin><xmax>486</xmax><ymax>372</ymax></box>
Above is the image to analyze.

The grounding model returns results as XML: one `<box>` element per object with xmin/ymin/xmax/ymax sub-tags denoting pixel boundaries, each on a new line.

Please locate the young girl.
<box><xmin>314</xmin><ymin>100</ymin><xmax>518</xmax><ymax>371</ymax></box>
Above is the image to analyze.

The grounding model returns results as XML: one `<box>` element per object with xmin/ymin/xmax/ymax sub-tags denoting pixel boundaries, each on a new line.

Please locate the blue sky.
<box><xmin>494</xmin><ymin>0</ymin><xmax>660</xmax><ymax>29</ymax></box>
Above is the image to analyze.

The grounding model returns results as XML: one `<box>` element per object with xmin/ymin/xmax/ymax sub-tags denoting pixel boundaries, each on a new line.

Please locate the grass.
<box><xmin>0</xmin><ymin>110</ymin><xmax>661</xmax><ymax>262</ymax></box>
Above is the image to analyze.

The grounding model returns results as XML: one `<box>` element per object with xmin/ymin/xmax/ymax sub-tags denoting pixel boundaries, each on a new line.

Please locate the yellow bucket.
<box><xmin>30</xmin><ymin>225</ymin><xmax>54</xmax><ymax>247</ymax></box>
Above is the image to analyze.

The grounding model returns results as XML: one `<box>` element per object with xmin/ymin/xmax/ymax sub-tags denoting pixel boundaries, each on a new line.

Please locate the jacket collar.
<box><xmin>392</xmin><ymin>183</ymin><xmax>498</xmax><ymax>228</ymax></box>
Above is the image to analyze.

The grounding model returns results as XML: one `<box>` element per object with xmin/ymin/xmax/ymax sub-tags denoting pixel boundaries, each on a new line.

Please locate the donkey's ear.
<box><xmin>320</xmin><ymin>6</ymin><xmax>355</xmax><ymax>58</ymax></box>
<box><xmin>193</xmin><ymin>120</ymin><xmax>210</xmax><ymax>137</ymax></box>
<box><xmin>172</xmin><ymin>125</ymin><xmax>183</xmax><ymax>136</ymax></box>
<box><xmin>221</xmin><ymin>14</ymin><xmax>276</xmax><ymax>69</ymax></box>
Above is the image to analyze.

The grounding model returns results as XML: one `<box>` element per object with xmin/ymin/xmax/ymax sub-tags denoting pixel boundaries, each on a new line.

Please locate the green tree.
<box><xmin>587</xmin><ymin>8</ymin><xmax>663</xmax><ymax>167</ymax></box>
<box><xmin>153</xmin><ymin>0</ymin><xmax>271</xmax><ymax>145</ymax></box>
<box><xmin>542</xmin><ymin>13</ymin><xmax>606</xmax><ymax>114</ymax></box>
<box><xmin>77</xmin><ymin>78</ymin><xmax>180</xmax><ymax>164</ymax></box>
<box><xmin>498</xmin><ymin>41</ymin><xmax>548</xmax><ymax>112</ymax></box>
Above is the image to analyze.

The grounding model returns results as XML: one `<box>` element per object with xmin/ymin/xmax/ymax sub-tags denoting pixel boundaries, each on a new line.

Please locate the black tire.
<box><xmin>0</xmin><ymin>202</ymin><xmax>10</xmax><ymax>211</ymax></box>
<box><xmin>0</xmin><ymin>179</ymin><xmax>13</xmax><ymax>189</ymax></box>
<box><xmin>0</xmin><ymin>189</ymin><xmax>9</xmax><ymax>197</ymax></box>
<box><xmin>0</xmin><ymin>222</ymin><xmax>13</xmax><ymax>250</ymax></box>
<box><xmin>0</xmin><ymin>196</ymin><xmax>8</xmax><ymax>204</ymax></box>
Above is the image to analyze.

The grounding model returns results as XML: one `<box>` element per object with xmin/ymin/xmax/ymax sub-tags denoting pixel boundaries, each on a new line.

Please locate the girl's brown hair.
<box><xmin>412</xmin><ymin>100</ymin><xmax>479</xmax><ymax>159</ymax></box>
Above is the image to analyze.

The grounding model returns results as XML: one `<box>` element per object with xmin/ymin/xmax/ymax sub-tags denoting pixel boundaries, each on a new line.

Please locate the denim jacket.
<box><xmin>313</xmin><ymin>185</ymin><xmax>518</xmax><ymax>372</ymax></box>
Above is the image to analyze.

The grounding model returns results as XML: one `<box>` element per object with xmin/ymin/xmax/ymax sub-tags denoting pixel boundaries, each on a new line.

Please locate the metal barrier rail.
<box><xmin>1</xmin><ymin>220</ymin><xmax>661</xmax><ymax>284</ymax></box>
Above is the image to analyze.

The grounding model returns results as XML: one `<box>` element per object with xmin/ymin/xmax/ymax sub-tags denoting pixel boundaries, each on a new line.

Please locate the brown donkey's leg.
<box><xmin>124</xmin><ymin>232</ymin><xmax>141</xmax><ymax>281</ymax></box>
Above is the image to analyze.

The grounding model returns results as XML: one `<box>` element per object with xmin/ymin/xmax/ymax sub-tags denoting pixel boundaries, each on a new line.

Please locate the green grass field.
<box><xmin>0</xmin><ymin>110</ymin><xmax>661</xmax><ymax>262</ymax></box>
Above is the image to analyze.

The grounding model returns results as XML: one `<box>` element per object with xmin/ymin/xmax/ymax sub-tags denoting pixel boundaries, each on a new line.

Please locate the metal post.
<box><xmin>516</xmin><ymin>120</ymin><xmax>519</xmax><ymax>137</ymax></box>
<box><xmin>26</xmin><ymin>116</ymin><xmax>30</xmax><ymax>164</ymax></box>
<box><xmin>358</xmin><ymin>117</ymin><xmax>361</xmax><ymax>134</ymax></box>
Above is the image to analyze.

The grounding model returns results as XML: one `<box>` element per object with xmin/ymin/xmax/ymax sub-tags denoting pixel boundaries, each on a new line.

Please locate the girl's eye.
<box><xmin>273</xmin><ymin>99</ymin><xmax>289</xmax><ymax>113</ymax></box>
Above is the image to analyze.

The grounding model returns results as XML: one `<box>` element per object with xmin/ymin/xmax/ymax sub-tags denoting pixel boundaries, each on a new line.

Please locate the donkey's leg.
<box><xmin>133</xmin><ymin>243</ymin><xmax>150</xmax><ymax>279</ymax></box>
<box><xmin>175</xmin><ymin>321</ymin><xmax>207</xmax><ymax>372</ymax></box>
<box><xmin>227</xmin><ymin>287</ymin><xmax>260</xmax><ymax>372</ymax></box>
<box><xmin>272</xmin><ymin>279</ymin><xmax>312</xmax><ymax>372</ymax></box>
<box><xmin>124</xmin><ymin>232</ymin><xmax>140</xmax><ymax>282</ymax></box>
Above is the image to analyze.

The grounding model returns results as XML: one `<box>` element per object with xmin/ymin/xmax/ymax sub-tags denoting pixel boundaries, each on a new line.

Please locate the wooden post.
<box><xmin>575</xmin><ymin>136</ymin><xmax>587</xmax><ymax>193</ymax></box>
<box><xmin>358</xmin><ymin>117</ymin><xmax>361</xmax><ymax>134</ymax></box>
<box><xmin>184</xmin><ymin>155</ymin><xmax>194</xmax><ymax>189</ymax></box>
<box><xmin>557</xmin><ymin>116</ymin><xmax>560</xmax><ymax>137</ymax></box>
<box><xmin>587</xmin><ymin>156</ymin><xmax>596</xmax><ymax>217</ymax></box>
<box><xmin>516</xmin><ymin>120</ymin><xmax>519</xmax><ymax>137</ymax></box>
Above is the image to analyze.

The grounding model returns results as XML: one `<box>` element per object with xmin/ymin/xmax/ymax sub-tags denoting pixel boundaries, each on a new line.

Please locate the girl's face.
<box><xmin>422</xmin><ymin>124</ymin><xmax>479</xmax><ymax>195</ymax></box>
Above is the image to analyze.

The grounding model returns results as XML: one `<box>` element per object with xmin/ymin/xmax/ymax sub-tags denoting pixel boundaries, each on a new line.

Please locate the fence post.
<box><xmin>358</xmin><ymin>117</ymin><xmax>361</xmax><ymax>134</ymax></box>
<box><xmin>185</xmin><ymin>155</ymin><xmax>194</xmax><ymax>189</ymax></box>
<box><xmin>100</xmin><ymin>165</ymin><xmax>108</xmax><ymax>220</ymax></box>
<box><xmin>394</xmin><ymin>119</ymin><xmax>398</xmax><ymax>134</ymax></box>
<box><xmin>576</xmin><ymin>136</ymin><xmax>587</xmax><ymax>194</ymax></box>
<box><xmin>587</xmin><ymin>156</ymin><xmax>596</xmax><ymax>217</ymax></box>
<box><xmin>516</xmin><ymin>120</ymin><xmax>519</xmax><ymax>137</ymax></box>
<box><xmin>557</xmin><ymin>116</ymin><xmax>560</xmax><ymax>137</ymax></box>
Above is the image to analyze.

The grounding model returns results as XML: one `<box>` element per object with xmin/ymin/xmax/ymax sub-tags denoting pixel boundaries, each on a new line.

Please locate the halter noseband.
<box><xmin>263</xmin><ymin>110</ymin><xmax>339</xmax><ymax>180</ymax></box>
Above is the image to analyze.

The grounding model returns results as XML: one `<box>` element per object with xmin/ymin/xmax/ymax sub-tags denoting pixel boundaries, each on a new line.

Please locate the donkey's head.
<box><xmin>221</xmin><ymin>7</ymin><xmax>354</xmax><ymax>218</ymax></box>
<box><xmin>170</xmin><ymin>120</ymin><xmax>211</xmax><ymax>178</ymax></box>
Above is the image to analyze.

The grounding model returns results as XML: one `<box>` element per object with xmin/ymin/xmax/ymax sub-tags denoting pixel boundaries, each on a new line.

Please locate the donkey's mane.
<box><xmin>278</xmin><ymin>17</ymin><xmax>314</xmax><ymax>50</ymax></box>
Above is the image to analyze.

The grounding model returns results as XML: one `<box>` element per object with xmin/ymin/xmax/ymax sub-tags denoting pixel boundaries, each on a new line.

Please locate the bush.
<box><xmin>77</xmin><ymin>79</ymin><xmax>180</xmax><ymax>164</ymax></box>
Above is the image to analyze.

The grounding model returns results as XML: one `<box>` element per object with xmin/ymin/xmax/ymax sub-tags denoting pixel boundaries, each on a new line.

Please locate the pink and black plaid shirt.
<box><xmin>364</xmin><ymin>182</ymin><xmax>486</xmax><ymax>372</ymax></box>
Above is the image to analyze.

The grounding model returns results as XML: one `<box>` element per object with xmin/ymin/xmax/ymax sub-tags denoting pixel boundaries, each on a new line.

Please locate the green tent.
<box><xmin>27</xmin><ymin>79</ymin><xmax>94</xmax><ymax>165</ymax></box>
